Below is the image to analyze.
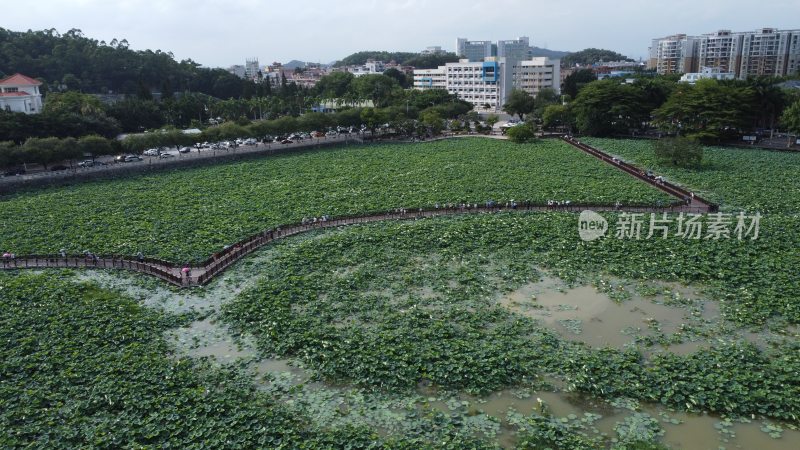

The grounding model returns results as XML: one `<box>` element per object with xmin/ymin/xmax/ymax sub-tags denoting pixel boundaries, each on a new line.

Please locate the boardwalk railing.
<box><xmin>561</xmin><ymin>136</ymin><xmax>718</xmax><ymax>212</ymax></box>
<box><xmin>2</xmin><ymin>137</ymin><xmax>717</xmax><ymax>287</ymax></box>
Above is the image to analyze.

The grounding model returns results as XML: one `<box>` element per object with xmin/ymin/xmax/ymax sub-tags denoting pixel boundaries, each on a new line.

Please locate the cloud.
<box><xmin>3</xmin><ymin>0</ymin><xmax>799</xmax><ymax>66</ymax></box>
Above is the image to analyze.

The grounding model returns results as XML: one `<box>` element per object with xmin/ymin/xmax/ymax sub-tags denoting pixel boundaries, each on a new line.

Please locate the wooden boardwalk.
<box><xmin>1</xmin><ymin>139</ymin><xmax>717</xmax><ymax>288</ymax></box>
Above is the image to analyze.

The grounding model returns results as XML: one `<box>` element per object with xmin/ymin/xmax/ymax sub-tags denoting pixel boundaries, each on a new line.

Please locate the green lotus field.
<box><xmin>0</xmin><ymin>138</ymin><xmax>671</xmax><ymax>262</ymax></box>
<box><xmin>2</xmin><ymin>138</ymin><xmax>799</xmax><ymax>449</ymax></box>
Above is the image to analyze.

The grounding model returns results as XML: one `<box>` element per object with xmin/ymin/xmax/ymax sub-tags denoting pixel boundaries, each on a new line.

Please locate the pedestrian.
<box><xmin>136</xmin><ymin>252</ymin><xmax>144</xmax><ymax>262</ymax></box>
<box><xmin>60</xmin><ymin>248</ymin><xmax>67</xmax><ymax>258</ymax></box>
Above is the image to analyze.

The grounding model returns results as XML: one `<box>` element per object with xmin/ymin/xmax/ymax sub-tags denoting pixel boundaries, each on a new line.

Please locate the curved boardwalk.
<box><xmin>1</xmin><ymin>139</ymin><xmax>717</xmax><ymax>288</ymax></box>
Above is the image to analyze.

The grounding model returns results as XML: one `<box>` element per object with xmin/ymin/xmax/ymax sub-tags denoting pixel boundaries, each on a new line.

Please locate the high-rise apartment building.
<box><xmin>648</xmin><ymin>34</ymin><xmax>697</xmax><ymax>74</ymax></box>
<box><xmin>649</xmin><ymin>28</ymin><xmax>800</xmax><ymax>79</ymax></box>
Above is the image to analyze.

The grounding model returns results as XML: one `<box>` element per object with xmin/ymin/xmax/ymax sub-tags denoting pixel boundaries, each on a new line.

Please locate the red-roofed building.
<box><xmin>0</xmin><ymin>73</ymin><xmax>43</xmax><ymax>114</ymax></box>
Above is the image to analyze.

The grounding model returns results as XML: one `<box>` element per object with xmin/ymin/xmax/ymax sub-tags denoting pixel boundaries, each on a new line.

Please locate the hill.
<box><xmin>0</xmin><ymin>27</ymin><xmax>254</xmax><ymax>99</ymax></box>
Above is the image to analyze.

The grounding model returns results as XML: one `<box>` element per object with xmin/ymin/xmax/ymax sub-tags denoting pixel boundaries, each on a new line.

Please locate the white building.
<box><xmin>413</xmin><ymin>57</ymin><xmax>561</xmax><ymax>110</ymax></box>
<box><xmin>0</xmin><ymin>73</ymin><xmax>43</xmax><ymax>114</ymax></box>
<box><xmin>414</xmin><ymin>58</ymin><xmax>511</xmax><ymax>110</ymax></box>
<box><xmin>347</xmin><ymin>60</ymin><xmax>386</xmax><ymax>77</ymax></box>
<box><xmin>413</xmin><ymin>57</ymin><xmax>560</xmax><ymax>111</ymax></box>
<box><xmin>679</xmin><ymin>67</ymin><xmax>736</xmax><ymax>84</ymax></box>
<box><xmin>512</xmin><ymin>57</ymin><xmax>561</xmax><ymax>96</ymax></box>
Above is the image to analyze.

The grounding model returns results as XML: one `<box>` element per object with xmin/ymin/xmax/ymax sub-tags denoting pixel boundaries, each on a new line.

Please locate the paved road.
<box><xmin>0</xmin><ymin>133</ymin><xmax>364</xmax><ymax>188</ymax></box>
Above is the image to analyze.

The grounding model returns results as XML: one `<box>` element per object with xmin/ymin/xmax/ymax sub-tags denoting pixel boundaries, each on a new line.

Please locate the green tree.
<box><xmin>351</xmin><ymin>74</ymin><xmax>401</xmax><ymax>108</ymax></box>
<box><xmin>42</xmin><ymin>91</ymin><xmax>106</xmax><ymax>117</ymax></box>
<box><xmin>503</xmin><ymin>89</ymin><xmax>536</xmax><ymax>121</ymax></box>
<box><xmin>780</xmin><ymin>99</ymin><xmax>800</xmax><ymax>147</ymax></box>
<box><xmin>77</xmin><ymin>135</ymin><xmax>111</xmax><ymax>160</ymax></box>
<box><xmin>653</xmin><ymin>137</ymin><xmax>703</xmax><ymax>168</ymax></box>
<box><xmin>561</xmin><ymin>48</ymin><xmax>632</xmax><ymax>67</ymax></box>
<box><xmin>56</xmin><ymin>137</ymin><xmax>83</xmax><ymax>163</ymax></box>
<box><xmin>571</xmin><ymin>80</ymin><xmax>650</xmax><ymax>136</ymax></box>
<box><xmin>563</xmin><ymin>69</ymin><xmax>597</xmax><ymax>99</ymax></box>
<box><xmin>21</xmin><ymin>137</ymin><xmax>61</xmax><ymax>168</ymax></box>
<box><xmin>506</xmin><ymin>123</ymin><xmax>537</xmax><ymax>143</ymax></box>
<box><xmin>542</xmin><ymin>104</ymin><xmax>575</xmax><ymax>131</ymax></box>
<box><xmin>654</xmin><ymin>79</ymin><xmax>756</xmax><ymax>142</ymax></box>
<box><xmin>419</xmin><ymin>110</ymin><xmax>444</xmax><ymax>135</ymax></box>
<box><xmin>0</xmin><ymin>141</ymin><xmax>20</xmax><ymax>168</ymax></box>
<box><xmin>486</xmin><ymin>114</ymin><xmax>500</xmax><ymax>131</ymax></box>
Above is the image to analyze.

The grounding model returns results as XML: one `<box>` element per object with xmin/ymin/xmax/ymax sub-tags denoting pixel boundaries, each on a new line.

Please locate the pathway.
<box><xmin>1</xmin><ymin>139</ymin><xmax>717</xmax><ymax>287</ymax></box>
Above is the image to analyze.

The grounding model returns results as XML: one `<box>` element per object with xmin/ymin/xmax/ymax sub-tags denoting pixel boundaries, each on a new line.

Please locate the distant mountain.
<box><xmin>283</xmin><ymin>60</ymin><xmax>309</xmax><ymax>70</ymax></box>
<box><xmin>530</xmin><ymin>46</ymin><xmax>571</xmax><ymax>60</ymax></box>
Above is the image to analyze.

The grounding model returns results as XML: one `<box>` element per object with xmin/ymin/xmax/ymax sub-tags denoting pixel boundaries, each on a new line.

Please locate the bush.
<box><xmin>506</xmin><ymin>123</ymin><xmax>537</xmax><ymax>143</ymax></box>
<box><xmin>653</xmin><ymin>137</ymin><xmax>703</xmax><ymax>168</ymax></box>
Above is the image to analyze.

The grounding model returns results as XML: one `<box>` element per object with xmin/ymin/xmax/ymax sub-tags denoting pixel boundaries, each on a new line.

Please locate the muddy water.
<box><xmin>428</xmin><ymin>387</ymin><xmax>800</xmax><ymax>449</ymax></box>
<box><xmin>498</xmin><ymin>275</ymin><xmax>709</xmax><ymax>350</ymax></box>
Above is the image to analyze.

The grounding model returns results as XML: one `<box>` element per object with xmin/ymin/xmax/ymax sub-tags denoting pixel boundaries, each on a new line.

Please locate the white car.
<box><xmin>143</xmin><ymin>148</ymin><xmax>160</xmax><ymax>156</ymax></box>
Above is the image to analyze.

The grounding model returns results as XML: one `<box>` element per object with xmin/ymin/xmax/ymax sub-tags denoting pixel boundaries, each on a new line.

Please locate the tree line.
<box><xmin>539</xmin><ymin>73</ymin><xmax>800</xmax><ymax>143</ymax></box>
<box><xmin>0</xmin><ymin>28</ymin><xmax>259</xmax><ymax>100</ymax></box>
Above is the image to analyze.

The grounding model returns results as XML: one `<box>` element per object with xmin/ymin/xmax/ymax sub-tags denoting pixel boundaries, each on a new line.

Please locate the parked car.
<box><xmin>160</xmin><ymin>153</ymin><xmax>174</xmax><ymax>158</ymax></box>
<box><xmin>124</xmin><ymin>155</ymin><xmax>143</xmax><ymax>162</ymax></box>
<box><xmin>77</xmin><ymin>160</ymin><xmax>95</xmax><ymax>168</ymax></box>
<box><xmin>179</xmin><ymin>147</ymin><xmax>191</xmax><ymax>153</ymax></box>
<box><xmin>243</xmin><ymin>138</ymin><xmax>257</xmax><ymax>145</ymax></box>
<box><xmin>50</xmin><ymin>165</ymin><xmax>68</xmax><ymax>171</ymax></box>
<box><xmin>281</xmin><ymin>139</ymin><xmax>293</xmax><ymax>144</ymax></box>
<box><xmin>143</xmin><ymin>148</ymin><xmax>160</xmax><ymax>156</ymax></box>
<box><xmin>114</xmin><ymin>155</ymin><xmax>127</xmax><ymax>163</ymax></box>
<box><xmin>326</xmin><ymin>130</ymin><xmax>338</xmax><ymax>137</ymax></box>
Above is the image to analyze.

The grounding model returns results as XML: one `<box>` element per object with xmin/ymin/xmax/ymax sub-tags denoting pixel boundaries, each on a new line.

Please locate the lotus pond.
<box><xmin>0</xmin><ymin>138</ymin><xmax>672</xmax><ymax>262</ymax></box>
<box><xmin>2</xmin><ymin>138</ymin><xmax>799</xmax><ymax>448</ymax></box>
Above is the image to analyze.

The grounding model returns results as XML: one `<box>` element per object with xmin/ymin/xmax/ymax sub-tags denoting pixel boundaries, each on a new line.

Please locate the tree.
<box><xmin>486</xmin><ymin>114</ymin><xmax>500</xmax><ymax>131</ymax></box>
<box><xmin>653</xmin><ymin>137</ymin><xmax>703</xmax><ymax>168</ymax></box>
<box><xmin>654</xmin><ymin>79</ymin><xmax>756</xmax><ymax>142</ymax></box>
<box><xmin>419</xmin><ymin>110</ymin><xmax>444</xmax><ymax>135</ymax></box>
<box><xmin>0</xmin><ymin>141</ymin><xmax>21</xmax><ymax>168</ymax></box>
<box><xmin>383</xmin><ymin>68</ymin><xmax>410</xmax><ymax>89</ymax></box>
<box><xmin>533</xmin><ymin>87</ymin><xmax>560</xmax><ymax>118</ymax></box>
<box><xmin>542</xmin><ymin>104</ymin><xmax>575</xmax><ymax>131</ymax></box>
<box><xmin>506</xmin><ymin>123</ymin><xmax>537</xmax><ymax>143</ymax></box>
<box><xmin>315</xmin><ymin>71</ymin><xmax>354</xmax><ymax>100</ymax></box>
<box><xmin>21</xmin><ymin>137</ymin><xmax>61</xmax><ymax>168</ymax></box>
<box><xmin>351</xmin><ymin>74</ymin><xmax>400</xmax><ymax>108</ymax></box>
<box><xmin>503</xmin><ymin>89</ymin><xmax>536</xmax><ymax>121</ymax></box>
<box><xmin>563</xmin><ymin>69</ymin><xmax>597</xmax><ymax>99</ymax></box>
<box><xmin>781</xmin><ymin>99</ymin><xmax>800</xmax><ymax>147</ymax></box>
<box><xmin>561</xmin><ymin>48</ymin><xmax>632</xmax><ymax>67</ymax></box>
<box><xmin>76</xmin><ymin>135</ymin><xmax>114</xmax><ymax>160</ymax></box>
<box><xmin>57</xmin><ymin>137</ymin><xmax>83</xmax><ymax>163</ymax></box>
<box><xmin>360</xmin><ymin>107</ymin><xmax>388</xmax><ymax>134</ymax></box>
<box><xmin>571</xmin><ymin>80</ymin><xmax>650</xmax><ymax>136</ymax></box>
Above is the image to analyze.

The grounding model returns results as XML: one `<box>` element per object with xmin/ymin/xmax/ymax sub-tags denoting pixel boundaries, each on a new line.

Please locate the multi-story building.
<box><xmin>245</xmin><ymin>58</ymin><xmax>260</xmax><ymax>80</ymax></box>
<box><xmin>740</xmin><ymin>28</ymin><xmax>795</xmax><ymax>77</ymax></box>
<box><xmin>0</xmin><ymin>73</ymin><xmax>43</xmax><ymax>114</ymax></box>
<box><xmin>456</xmin><ymin>38</ymin><xmax>494</xmax><ymax>62</ymax></box>
<box><xmin>697</xmin><ymin>30</ymin><xmax>743</xmax><ymax>75</ymax></box>
<box><xmin>414</xmin><ymin>57</ymin><xmax>512</xmax><ymax>110</ymax></box>
<box><xmin>512</xmin><ymin>57</ymin><xmax>561</xmax><ymax>96</ymax></box>
<box><xmin>648</xmin><ymin>34</ymin><xmax>697</xmax><ymax>74</ymax></box>
<box><xmin>498</xmin><ymin>37</ymin><xmax>532</xmax><ymax>62</ymax></box>
<box><xmin>413</xmin><ymin>56</ymin><xmax>560</xmax><ymax>110</ymax></box>
<box><xmin>650</xmin><ymin>28</ymin><xmax>800</xmax><ymax>79</ymax></box>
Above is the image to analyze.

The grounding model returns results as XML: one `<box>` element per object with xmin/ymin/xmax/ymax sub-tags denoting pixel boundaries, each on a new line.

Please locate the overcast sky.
<box><xmin>5</xmin><ymin>0</ymin><xmax>800</xmax><ymax>67</ymax></box>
